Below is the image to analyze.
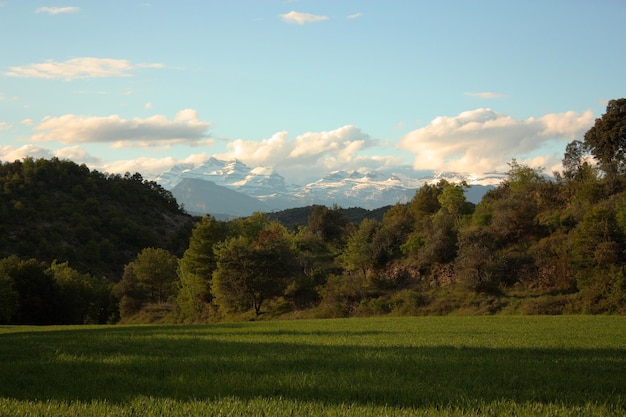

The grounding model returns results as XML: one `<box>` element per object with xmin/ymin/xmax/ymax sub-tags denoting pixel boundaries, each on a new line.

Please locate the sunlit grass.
<box><xmin>1</xmin><ymin>316</ymin><xmax>625</xmax><ymax>416</ymax></box>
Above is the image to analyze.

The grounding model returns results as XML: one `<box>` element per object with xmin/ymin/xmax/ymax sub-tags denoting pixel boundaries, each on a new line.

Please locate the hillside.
<box><xmin>0</xmin><ymin>157</ymin><xmax>195</xmax><ymax>280</ymax></box>
<box><xmin>266</xmin><ymin>205</ymin><xmax>391</xmax><ymax>230</ymax></box>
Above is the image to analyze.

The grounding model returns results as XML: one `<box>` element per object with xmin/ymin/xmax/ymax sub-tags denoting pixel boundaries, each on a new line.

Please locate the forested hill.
<box><xmin>266</xmin><ymin>205</ymin><xmax>391</xmax><ymax>230</ymax></box>
<box><xmin>0</xmin><ymin>157</ymin><xmax>194</xmax><ymax>280</ymax></box>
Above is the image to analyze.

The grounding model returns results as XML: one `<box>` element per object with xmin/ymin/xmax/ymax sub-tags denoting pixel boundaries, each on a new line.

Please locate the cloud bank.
<box><xmin>30</xmin><ymin>109</ymin><xmax>212</xmax><ymax>148</ymax></box>
<box><xmin>1</xmin><ymin>108</ymin><xmax>596</xmax><ymax>185</ymax></box>
<box><xmin>398</xmin><ymin>108</ymin><xmax>595</xmax><ymax>173</ymax></box>
<box><xmin>5</xmin><ymin>57</ymin><xmax>163</xmax><ymax>80</ymax></box>
<box><xmin>214</xmin><ymin>125</ymin><xmax>394</xmax><ymax>182</ymax></box>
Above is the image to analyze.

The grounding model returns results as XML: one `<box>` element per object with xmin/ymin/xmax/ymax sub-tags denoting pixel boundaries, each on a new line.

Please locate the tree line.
<box><xmin>115</xmin><ymin>98</ymin><xmax>626</xmax><ymax>321</ymax></box>
<box><xmin>1</xmin><ymin>99</ymin><xmax>625</xmax><ymax>324</ymax></box>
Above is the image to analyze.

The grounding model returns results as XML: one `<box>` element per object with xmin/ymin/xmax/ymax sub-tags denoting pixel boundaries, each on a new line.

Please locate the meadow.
<box><xmin>0</xmin><ymin>316</ymin><xmax>625</xmax><ymax>416</ymax></box>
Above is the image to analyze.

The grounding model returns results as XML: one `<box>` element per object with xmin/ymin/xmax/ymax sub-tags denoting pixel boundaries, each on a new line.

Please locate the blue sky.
<box><xmin>1</xmin><ymin>1</ymin><xmax>624</xmax><ymax>184</ymax></box>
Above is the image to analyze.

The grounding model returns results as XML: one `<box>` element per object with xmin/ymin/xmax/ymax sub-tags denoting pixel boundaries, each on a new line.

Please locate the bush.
<box><xmin>389</xmin><ymin>289</ymin><xmax>427</xmax><ymax>315</ymax></box>
<box><xmin>519</xmin><ymin>295</ymin><xmax>574</xmax><ymax>315</ymax></box>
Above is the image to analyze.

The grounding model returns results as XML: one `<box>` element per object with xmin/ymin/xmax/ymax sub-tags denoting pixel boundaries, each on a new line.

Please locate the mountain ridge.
<box><xmin>152</xmin><ymin>158</ymin><xmax>505</xmax><ymax>217</ymax></box>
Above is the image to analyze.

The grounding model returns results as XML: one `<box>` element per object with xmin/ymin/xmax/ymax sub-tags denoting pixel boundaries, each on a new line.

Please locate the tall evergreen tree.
<box><xmin>177</xmin><ymin>215</ymin><xmax>227</xmax><ymax>321</ymax></box>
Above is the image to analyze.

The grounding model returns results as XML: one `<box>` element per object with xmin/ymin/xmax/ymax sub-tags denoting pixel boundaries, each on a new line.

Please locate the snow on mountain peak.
<box><xmin>151</xmin><ymin>157</ymin><xmax>506</xmax><ymax>213</ymax></box>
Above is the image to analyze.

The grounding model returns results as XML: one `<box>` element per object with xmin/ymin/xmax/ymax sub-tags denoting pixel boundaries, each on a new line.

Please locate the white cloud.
<box><xmin>0</xmin><ymin>144</ymin><xmax>107</xmax><ymax>167</ymax></box>
<box><xmin>102</xmin><ymin>153</ymin><xmax>210</xmax><ymax>177</ymax></box>
<box><xmin>0</xmin><ymin>122</ymin><xmax>11</xmax><ymax>131</ymax></box>
<box><xmin>398</xmin><ymin>108</ymin><xmax>595</xmax><ymax>173</ymax></box>
<box><xmin>21</xmin><ymin>119</ymin><xmax>35</xmax><ymax>126</ymax></box>
<box><xmin>347</xmin><ymin>12</ymin><xmax>362</xmax><ymax>19</ymax></box>
<box><xmin>220</xmin><ymin>125</ymin><xmax>375</xmax><ymax>164</ymax></box>
<box><xmin>53</xmin><ymin>146</ymin><xmax>103</xmax><ymax>165</ymax></box>
<box><xmin>4</xmin><ymin>57</ymin><xmax>164</xmax><ymax>80</ymax></box>
<box><xmin>0</xmin><ymin>144</ymin><xmax>203</xmax><ymax>176</ymax></box>
<box><xmin>280</xmin><ymin>11</ymin><xmax>329</xmax><ymax>25</ymax></box>
<box><xmin>464</xmin><ymin>92</ymin><xmax>506</xmax><ymax>99</ymax></box>
<box><xmin>216</xmin><ymin>125</ymin><xmax>390</xmax><ymax>183</ymax></box>
<box><xmin>30</xmin><ymin>109</ymin><xmax>213</xmax><ymax>148</ymax></box>
<box><xmin>3</xmin><ymin>124</ymin><xmax>389</xmax><ymax>183</ymax></box>
<box><xmin>0</xmin><ymin>144</ymin><xmax>55</xmax><ymax>162</ymax></box>
<box><xmin>145</xmin><ymin>102</ymin><xmax>153</xmax><ymax>109</ymax></box>
<box><xmin>35</xmin><ymin>6</ymin><xmax>80</xmax><ymax>15</ymax></box>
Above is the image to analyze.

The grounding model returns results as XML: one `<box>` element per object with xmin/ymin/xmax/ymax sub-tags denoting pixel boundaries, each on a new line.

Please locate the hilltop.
<box><xmin>0</xmin><ymin>157</ymin><xmax>195</xmax><ymax>280</ymax></box>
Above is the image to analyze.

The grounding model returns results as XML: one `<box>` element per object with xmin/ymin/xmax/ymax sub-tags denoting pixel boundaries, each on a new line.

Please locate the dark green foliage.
<box><xmin>177</xmin><ymin>215</ymin><xmax>228</xmax><ymax>321</ymax></box>
<box><xmin>4</xmin><ymin>100</ymin><xmax>626</xmax><ymax>322</ymax></box>
<box><xmin>213</xmin><ymin>222</ymin><xmax>298</xmax><ymax>316</ymax></box>
<box><xmin>307</xmin><ymin>205</ymin><xmax>350</xmax><ymax>244</ymax></box>
<box><xmin>49</xmin><ymin>261</ymin><xmax>114</xmax><ymax>324</ymax></box>
<box><xmin>113</xmin><ymin>263</ymin><xmax>144</xmax><ymax>319</ymax></box>
<box><xmin>0</xmin><ymin>256</ymin><xmax>113</xmax><ymax>324</ymax></box>
<box><xmin>266</xmin><ymin>205</ymin><xmax>387</xmax><ymax>231</ymax></box>
<box><xmin>0</xmin><ymin>259</ymin><xmax>19</xmax><ymax>323</ymax></box>
<box><xmin>0</xmin><ymin>157</ymin><xmax>193</xmax><ymax>280</ymax></box>
<box><xmin>131</xmin><ymin>248</ymin><xmax>179</xmax><ymax>304</ymax></box>
<box><xmin>342</xmin><ymin>218</ymin><xmax>381</xmax><ymax>277</ymax></box>
<box><xmin>583</xmin><ymin>98</ymin><xmax>626</xmax><ymax>176</ymax></box>
<box><xmin>113</xmin><ymin>248</ymin><xmax>179</xmax><ymax>321</ymax></box>
<box><xmin>0</xmin><ymin>256</ymin><xmax>59</xmax><ymax>324</ymax></box>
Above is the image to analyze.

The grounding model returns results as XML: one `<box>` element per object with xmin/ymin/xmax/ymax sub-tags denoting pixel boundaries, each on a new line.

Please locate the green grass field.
<box><xmin>1</xmin><ymin>316</ymin><xmax>625</xmax><ymax>416</ymax></box>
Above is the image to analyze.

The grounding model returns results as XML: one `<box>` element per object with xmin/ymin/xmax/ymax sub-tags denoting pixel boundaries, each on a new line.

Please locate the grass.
<box><xmin>0</xmin><ymin>316</ymin><xmax>625</xmax><ymax>416</ymax></box>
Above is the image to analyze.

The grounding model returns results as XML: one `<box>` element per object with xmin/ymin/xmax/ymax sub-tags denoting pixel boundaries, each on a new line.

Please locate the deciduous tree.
<box><xmin>212</xmin><ymin>223</ymin><xmax>297</xmax><ymax>316</ymax></box>
<box><xmin>583</xmin><ymin>98</ymin><xmax>626</xmax><ymax>177</ymax></box>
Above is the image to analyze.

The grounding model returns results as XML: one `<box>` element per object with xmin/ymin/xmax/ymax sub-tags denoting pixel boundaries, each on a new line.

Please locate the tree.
<box><xmin>131</xmin><ymin>248</ymin><xmax>179</xmax><ymax>304</ymax></box>
<box><xmin>113</xmin><ymin>247</ymin><xmax>179</xmax><ymax>320</ymax></box>
<box><xmin>212</xmin><ymin>223</ymin><xmax>297</xmax><ymax>316</ymax></box>
<box><xmin>455</xmin><ymin>228</ymin><xmax>505</xmax><ymax>294</ymax></box>
<box><xmin>307</xmin><ymin>205</ymin><xmax>350</xmax><ymax>245</ymax></box>
<box><xmin>437</xmin><ymin>182</ymin><xmax>471</xmax><ymax>218</ymax></box>
<box><xmin>177</xmin><ymin>215</ymin><xmax>227</xmax><ymax>321</ymax></box>
<box><xmin>113</xmin><ymin>263</ymin><xmax>144</xmax><ymax>319</ymax></box>
<box><xmin>228</xmin><ymin>212</ymin><xmax>268</xmax><ymax>241</ymax></box>
<box><xmin>583</xmin><ymin>98</ymin><xmax>626</xmax><ymax>177</ymax></box>
<box><xmin>48</xmin><ymin>261</ymin><xmax>112</xmax><ymax>324</ymax></box>
<box><xmin>408</xmin><ymin>182</ymin><xmax>442</xmax><ymax>217</ymax></box>
<box><xmin>403</xmin><ymin>180</ymin><xmax>449</xmax><ymax>260</ymax></box>
<box><xmin>562</xmin><ymin>140</ymin><xmax>590</xmax><ymax>181</ymax></box>
<box><xmin>0</xmin><ymin>265</ymin><xmax>18</xmax><ymax>323</ymax></box>
<box><xmin>342</xmin><ymin>218</ymin><xmax>381</xmax><ymax>277</ymax></box>
<box><xmin>0</xmin><ymin>256</ymin><xmax>60</xmax><ymax>324</ymax></box>
<box><xmin>571</xmin><ymin>205</ymin><xmax>623</xmax><ymax>274</ymax></box>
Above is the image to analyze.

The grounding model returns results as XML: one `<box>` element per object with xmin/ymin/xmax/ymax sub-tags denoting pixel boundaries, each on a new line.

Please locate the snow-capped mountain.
<box><xmin>151</xmin><ymin>158</ymin><xmax>506</xmax><ymax>216</ymax></box>
<box><xmin>154</xmin><ymin>157</ymin><xmax>294</xmax><ymax>196</ymax></box>
<box><xmin>292</xmin><ymin>170</ymin><xmax>419</xmax><ymax>209</ymax></box>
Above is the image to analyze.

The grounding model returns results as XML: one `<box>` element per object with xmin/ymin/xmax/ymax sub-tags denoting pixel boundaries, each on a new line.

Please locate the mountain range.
<box><xmin>152</xmin><ymin>158</ymin><xmax>506</xmax><ymax>218</ymax></box>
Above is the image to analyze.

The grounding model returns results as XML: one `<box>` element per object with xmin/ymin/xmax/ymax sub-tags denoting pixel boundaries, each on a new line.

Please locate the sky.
<box><xmin>1</xmin><ymin>1</ymin><xmax>625</xmax><ymax>185</ymax></box>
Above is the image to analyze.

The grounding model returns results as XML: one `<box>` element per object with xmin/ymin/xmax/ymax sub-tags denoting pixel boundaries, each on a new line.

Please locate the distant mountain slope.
<box><xmin>171</xmin><ymin>178</ymin><xmax>270</xmax><ymax>219</ymax></box>
<box><xmin>0</xmin><ymin>157</ymin><xmax>194</xmax><ymax>280</ymax></box>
